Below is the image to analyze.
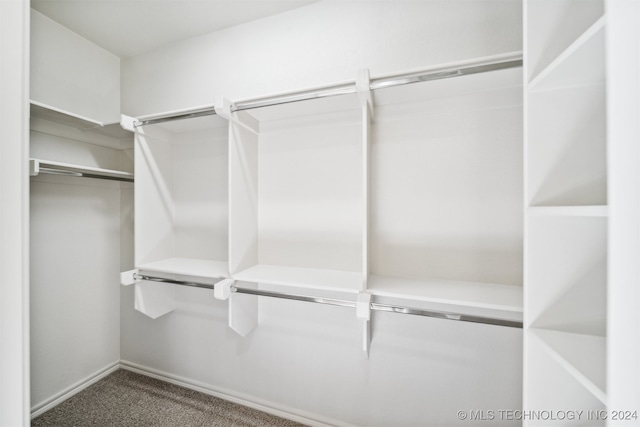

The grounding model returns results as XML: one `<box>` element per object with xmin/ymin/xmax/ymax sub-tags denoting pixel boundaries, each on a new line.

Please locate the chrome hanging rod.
<box><xmin>134</xmin><ymin>273</ymin><xmax>522</xmax><ymax>329</ymax></box>
<box><xmin>233</xmin><ymin>287</ymin><xmax>522</xmax><ymax>328</ymax></box>
<box><xmin>135</xmin><ymin>108</ymin><xmax>218</xmax><ymax>127</ymax></box>
<box><xmin>29</xmin><ymin>159</ymin><xmax>135</xmax><ymax>183</ymax></box>
<box><xmin>133</xmin><ymin>54</ymin><xmax>523</xmax><ymax>127</ymax></box>
<box><xmin>133</xmin><ymin>273</ymin><xmax>220</xmax><ymax>290</ymax></box>
<box><xmin>37</xmin><ymin>168</ymin><xmax>135</xmax><ymax>183</ymax></box>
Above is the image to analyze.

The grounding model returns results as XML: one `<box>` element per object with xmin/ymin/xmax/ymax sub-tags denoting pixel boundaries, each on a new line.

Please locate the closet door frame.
<box><xmin>0</xmin><ymin>0</ymin><xmax>30</xmax><ymax>424</ymax></box>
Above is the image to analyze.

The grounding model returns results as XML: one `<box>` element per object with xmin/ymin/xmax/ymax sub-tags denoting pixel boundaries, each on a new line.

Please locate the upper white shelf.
<box><xmin>367</xmin><ymin>275</ymin><xmax>523</xmax><ymax>315</ymax></box>
<box><xmin>233</xmin><ymin>264</ymin><xmax>364</xmax><ymax>293</ymax></box>
<box><xmin>137</xmin><ymin>258</ymin><xmax>229</xmax><ymax>280</ymax></box>
<box><xmin>528</xmin><ymin>205</ymin><xmax>608</xmax><ymax>217</ymax></box>
<box><xmin>531</xmin><ymin>328</ymin><xmax>606</xmax><ymax>404</ymax></box>
<box><xmin>528</xmin><ymin>16</ymin><xmax>605</xmax><ymax>91</ymax></box>
<box><xmin>31</xmin><ymin>101</ymin><xmax>132</xmax><ymax>140</ymax></box>
<box><xmin>30</xmin><ymin>158</ymin><xmax>134</xmax><ymax>182</ymax></box>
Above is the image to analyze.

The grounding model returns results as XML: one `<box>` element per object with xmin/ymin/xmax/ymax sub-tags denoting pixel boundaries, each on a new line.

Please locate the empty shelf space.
<box><xmin>527</xmin><ymin>83</ymin><xmax>606</xmax><ymax>207</ymax></box>
<box><xmin>367</xmin><ymin>275</ymin><xmax>522</xmax><ymax>314</ymax></box>
<box><xmin>530</xmin><ymin>328</ymin><xmax>606</xmax><ymax>404</ymax></box>
<box><xmin>525</xmin><ymin>331</ymin><xmax>606</xmax><ymax>423</ymax></box>
<box><xmin>137</xmin><ymin>258</ymin><xmax>229</xmax><ymax>279</ymax></box>
<box><xmin>528</xmin><ymin>205</ymin><xmax>608</xmax><ymax>217</ymax></box>
<box><xmin>526</xmin><ymin>0</ymin><xmax>604</xmax><ymax>83</ymax></box>
<box><xmin>527</xmin><ymin>216</ymin><xmax>607</xmax><ymax>337</ymax></box>
<box><xmin>233</xmin><ymin>265</ymin><xmax>364</xmax><ymax>293</ymax></box>
<box><xmin>529</xmin><ymin>15</ymin><xmax>605</xmax><ymax>91</ymax></box>
<box><xmin>30</xmin><ymin>158</ymin><xmax>134</xmax><ymax>182</ymax></box>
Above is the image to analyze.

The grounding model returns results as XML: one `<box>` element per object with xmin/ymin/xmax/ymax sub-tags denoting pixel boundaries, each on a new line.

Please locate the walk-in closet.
<box><xmin>1</xmin><ymin>0</ymin><xmax>639</xmax><ymax>426</ymax></box>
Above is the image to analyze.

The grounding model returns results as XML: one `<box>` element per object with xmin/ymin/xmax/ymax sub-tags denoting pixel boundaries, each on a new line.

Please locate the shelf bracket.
<box><xmin>120</xmin><ymin>269</ymin><xmax>138</xmax><ymax>286</ymax></box>
<box><xmin>357</xmin><ymin>292</ymin><xmax>372</xmax><ymax>358</ymax></box>
<box><xmin>228</xmin><ymin>281</ymin><xmax>259</xmax><ymax>337</ymax></box>
<box><xmin>356</xmin><ymin>68</ymin><xmax>374</xmax><ymax>119</ymax></box>
<box><xmin>215</xmin><ymin>97</ymin><xmax>259</xmax><ymax>135</ymax></box>
<box><xmin>120</xmin><ymin>269</ymin><xmax>175</xmax><ymax>319</ymax></box>
<box><xmin>120</xmin><ymin>115</ymin><xmax>137</xmax><ymax>132</ymax></box>
<box><xmin>214</xmin><ymin>278</ymin><xmax>235</xmax><ymax>300</ymax></box>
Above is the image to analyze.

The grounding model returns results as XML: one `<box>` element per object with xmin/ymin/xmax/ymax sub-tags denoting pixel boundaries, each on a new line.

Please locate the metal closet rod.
<box><xmin>134</xmin><ymin>55</ymin><xmax>523</xmax><ymax>127</ymax></box>
<box><xmin>36</xmin><ymin>167</ymin><xmax>135</xmax><ymax>183</ymax></box>
<box><xmin>133</xmin><ymin>273</ymin><xmax>523</xmax><ymax>329</ymax></box>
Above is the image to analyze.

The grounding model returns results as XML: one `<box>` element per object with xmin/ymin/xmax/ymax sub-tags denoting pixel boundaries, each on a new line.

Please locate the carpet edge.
<box><xmin>31</xmin><ymin>361</ymin><xmax>120</xmax><ymax>419</ymax></box>
<box><xmin>119</xmin><ymin>359</ymin><xmax>354</xmax><ymax>427</ymax></box>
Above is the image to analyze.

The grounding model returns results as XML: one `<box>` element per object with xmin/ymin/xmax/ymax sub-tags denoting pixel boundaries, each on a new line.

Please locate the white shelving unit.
<box><xmin>368</xmin><ymin>64</ymin><xmax>524</xmax><ymax>321</ymax></box>
<box><xmin>227</xmin><ymin>93</ymin><xmax>366</xmax><ymax>292</ymax></box>
<box><xmin>123</xmin><ymin>55</ymin><xmax>525</xmax><ymax>340</ymax></box>
<box><xmin>524</xmin><ymin>0</ymin><xmax>608</xmax><ymax>420</ymax></box>
<box><xmin>29</xmin><ymin>102</ymin><xmax>134</xmax><ymax>179</ymax></box>
<box><xmin>132</xmin><ymin>114</ymin><xmax>230</xmax><ymax>280</ymax></box>
<box><xmin>124</xmin><ymin>113</ymin><xmax>230</xmax><ymax>319</ymax></box>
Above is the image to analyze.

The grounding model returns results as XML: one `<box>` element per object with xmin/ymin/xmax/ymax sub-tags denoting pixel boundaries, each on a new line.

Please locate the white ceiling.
<box><xmin>31</xmin><ymin>0</ymin><xmax>319</xmax><ymax>58</ymax></box>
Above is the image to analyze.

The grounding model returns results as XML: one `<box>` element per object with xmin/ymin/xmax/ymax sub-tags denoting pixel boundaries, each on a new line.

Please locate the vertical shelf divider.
<box><xmin>357</xmin><ymin>69</ymin><xmax>373</xmax><ymax>357</ymax></box>
<box><xmin>218</xmin><ymin>98</ymin><xmax>261</xmax><ymax>337</ymax></box>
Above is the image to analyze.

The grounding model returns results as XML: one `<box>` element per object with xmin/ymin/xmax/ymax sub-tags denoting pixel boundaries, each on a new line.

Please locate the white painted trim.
<box><xmin>119</xmin><ymin>360</ymin><xmax>355</xmax><ymax>427</ymax></box>
<box><xmin>30</xmin><ymin>361</ymin><xmax>120</xmax><ymax>418</ymax></box>
<box><xmin>0</xmin><ymin>0</ymin><xmax>30</xmax><ymax>425</ymax></box>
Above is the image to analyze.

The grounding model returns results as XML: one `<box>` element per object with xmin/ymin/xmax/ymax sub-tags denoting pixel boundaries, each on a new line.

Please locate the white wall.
<box><xmin>30</xmin><ymin>175</ymin><xmax>122</xmax><ymax>411</ymax></box>
<box><xmin>120</xmin><ymin>1</ymin><xmax>524</xmax><ymax>426</ymax></box>
<box><xmin>29</xmin><ymin>116</ymin><xmax>130</xmax><ymax>411</ymax></box>
<box><xmin>121</xmin><ymin>0</ymin><xmax>523</xmax><ymax>117</ymax></box>
<box><xmin>0</xmin><ymin>0</ymin><xmax>30</xmax><ymax>425</ymax></box>
<box><xmin>31</xmin><ymin>9</ymin><xmax>120</xmax><ymax>125</ymax></box>
<box><xmin>28</xmin><ymin>9</ymin><xmax>131</xmax><ymax>414</ymax></box>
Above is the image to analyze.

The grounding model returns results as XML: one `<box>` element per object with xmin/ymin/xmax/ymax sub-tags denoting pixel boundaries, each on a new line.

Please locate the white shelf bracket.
<box><xmin>356</xmin><ymin>68</ymin><xmax>374</xmax><ymax>119</ymax></box>
<box><xmin>120</xmin><ymin>115</ymin><xmax>137</xmax><ymax>132</ymax></box>
<box><xmin>228</xmin><ymin>281</ymin><xmax>259</xmax><ymax>337</ymax></box>
<box><xmin>120</xmin><ymin>269</ymin><xmax>175</xmax><ymax>319</ymax></box>
<box><xmin>120</xmin><ymin>269</ymin><xmax>139</xmax><ymax>286</ymax></box>
<box><xmin>215</xmin><ymin>97</ymin><xmax>259</xmax><ymax>135</ymax></box>
<box><xmin>357</xmin><ymin>292</ymin><xmax>372</xmax><ymax>358</ymax></box>
<box><xmin>29</xmin><ymin>159</ymin><xmax>39</xmax><ymax>177</ymax></box>
<box><xmin>214</xmin><ymin>278</ymin><xmax>235</xmax><ymax>300</ymax></box>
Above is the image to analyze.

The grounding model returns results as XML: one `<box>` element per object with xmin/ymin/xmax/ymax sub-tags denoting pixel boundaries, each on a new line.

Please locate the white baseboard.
<box><xmin>30</xmin><ymin>361</ymin><xmax>120</xmax><ymax>418</ymax></box>
<box><xmin>119</xmin><ymin>360</ymin><xmax>353</xmax><ymax>427</ymax></box>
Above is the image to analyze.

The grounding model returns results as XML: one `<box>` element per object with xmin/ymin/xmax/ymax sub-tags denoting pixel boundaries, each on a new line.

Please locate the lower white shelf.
<box><xmin>137</xmin><ymin>258</ymin><xmax>229</xmax><ymax>279</ymax></box>
<box><xmin>530</xmin><ymin>328</ymin><xmax>606</xmax><ymax>404</ymax></box>
<box><xmin>367</xmin><ymin>274</ymin><xmax>523</xmax><ymax>316</ymax></box>
<box><xmin>232</xmin><ymin>264</ymin><xmax>364</xmax><ymax>293</ymax></box>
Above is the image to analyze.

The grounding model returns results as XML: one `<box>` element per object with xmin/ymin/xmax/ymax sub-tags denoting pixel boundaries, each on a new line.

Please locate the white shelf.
<box><xmin>30</xmin><ymin>101</ymin><xmax>132</xmax><ymax>140</ymax></box>
<box><xmin>529</xmin><ymin>15</ymin><xmax>605</xmax><ymax>91</ymax></box>
<box><xmin>526</xmin><ymin>0</ymin><xmax>604</xmax><ymax>83</ymax></box>
<box><xmin>531</xmin><ymin>328</ymin><xmax>606</xmax><ymax>404</ymax></box>
<box><xmin>527</xmin><ymin>83</ymin><xmax>606</xmax><ymax>206</ymax></box>
<box><xmin>528</xmin><ymin>216</ymin><xmax>607</xmax><ymax>337</ymax></box>
<box><xmin>528</xmin><ymin>205</ymin><xmax>608</xmax><ymax>217</ymax></box>
<box><xmin>526</xmin><ymin>331</ymin><xmax>606</xmax><ymax>424</ymax></box>
<box><xmin>233</xmin><ymin>264</ymin><xmax>364</xmax><ymax>293</ymax></box>
<box><xmin>137</xmin><ymin>258</ymin><xmax>229</xmax><ymax>279</ymax></box>
<box><xmin>29</xmin><ymin>158</ymin><xmax>134</xmax><ymax>182</ymax></box>
<box><xmin>367</xmin><ymin>275</ymin><xmax>522</xmax><ymax>314</ymax></box>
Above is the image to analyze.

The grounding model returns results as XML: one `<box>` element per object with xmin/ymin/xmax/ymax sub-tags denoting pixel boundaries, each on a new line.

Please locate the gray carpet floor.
<box><xmin>32</xmin><ymin>369</ymin><xmax>307</xmax><ymax>427</ymax></box>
